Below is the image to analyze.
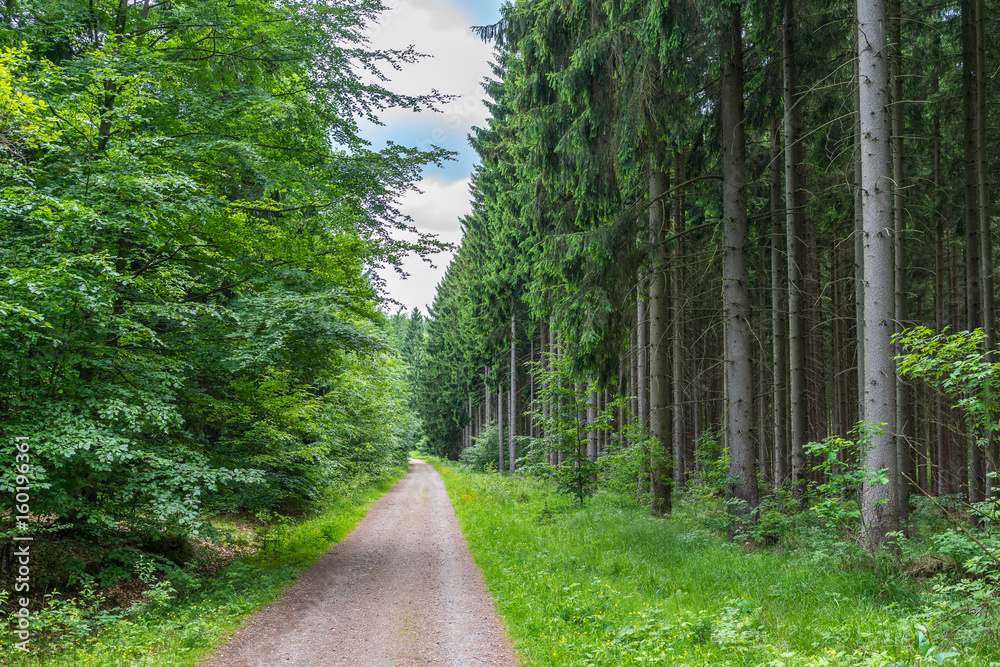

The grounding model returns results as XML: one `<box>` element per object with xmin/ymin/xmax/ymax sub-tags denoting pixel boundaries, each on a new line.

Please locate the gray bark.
<box><xmin>976</xmin><ymin>0</ymin><xmax>997</xmax><ymax>498</ymax></box>
<box><xmin>962</xmin><ymin>0</ymin><xmax>985</xmax><ymax>503</ymax></box>
<box><xmin>889</xmin><ymin>0</ymin><xmax>910</xmax><ymax>522</ymax></box>
<box><xmin>576</xmin><ymin>381</ymin><xmax>587</xmax><ymax>461</ymax></box>
<box><xmin>722</xmin><ymin>2</ymin><xmax>758</xmax><ymax>527</ymax></box>
<box><xmin>509</xmin><ymin>307</ymin><xmax>517</xmax><ymax>474</ymax></box>
<box><xmin>545</xmin><ymin>322</ymin><xmax>559</xmax><ymax>465</ymax></box>
<box><xmin>587</xmin><ymin>379</ymin><xmax>598</xmax><ymax>461</ymax></box>
<box><xmin>854</xmin><ymin>22</ymin><xmax>866</xmax><ymax>433</ymax></box>
<box><xmin>485</xmin><ymin>368</ymin><xmax>492</xmax><ymax>425</ymax></box>
<box><xmin>770</xmin><ymin>118</ymin><xmax>789</xmax><ymax>487</ymax></box>
<box><xmin>638</xmin><ymin>280</ymin><xmax>649</xmax><ymax>433</ymax></box>
<box><xmin>498</xmin><ymin>384</ymin><xmax>504</xmax><ymax>473</ymax></box>
<box><xmin>529</xmin><ymin>336</ymin><xmax>536</xmax><ymax>440</ymax></box>
<box><xmin>629</xmin><ymin>320</ymin><xmax>638</xmax><ymax>449</ymax></box>
<box><xmin>858</xmin><ymin>0</ymin><xmax>899</xmax><ymax>548</ymax></box>
<box><xmin>672</xmin><ymin>152</ymin><xmax>686</xmax><ymax>488</ymax></box>
<box><xmin>934</xmin><ymin>99</ymin><xmax>947</xmax><ymax>495</ymax></box>
<box><xmin>649</xmin><ymin>168</ymin><xmax>671</xmax><ymax>515</ymax></box>
<box><xmin>784</xmin><ymin>0</ymin><xmax>807</xmax><ymax>494</ymax></box>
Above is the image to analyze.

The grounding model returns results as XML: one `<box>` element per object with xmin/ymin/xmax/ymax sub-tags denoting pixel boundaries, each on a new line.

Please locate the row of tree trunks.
<box><xmin>455</xmin><ymin>0</ymin><xmax>995</xmax><ymax>538</ymax></box>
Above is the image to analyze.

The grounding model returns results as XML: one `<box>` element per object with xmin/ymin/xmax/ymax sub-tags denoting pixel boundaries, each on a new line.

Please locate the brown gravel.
<box><xmin>200</xmin><ymin>459</ymin><xmax>519</xmax><ymax>667</ymax></box>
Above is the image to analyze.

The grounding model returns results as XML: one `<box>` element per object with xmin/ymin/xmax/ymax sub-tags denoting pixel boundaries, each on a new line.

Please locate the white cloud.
<box><xmin>400</xmin><ymin>175</ymin><xmax>473</xmax><ymax>233</ymax></box>
<box><xmin>361</xmin><ymin>0</ymin><xmax>495</xmax><ymax>142</ymax></box>
<box><xmin>357</xmin><ymin>1</ymin><xmax>497</xmax><ymax>315</ymax></box>
<box><xmin>379</xmin><ymin>175</ymin><xmax>472</xmax><ymax>313</ymax></box>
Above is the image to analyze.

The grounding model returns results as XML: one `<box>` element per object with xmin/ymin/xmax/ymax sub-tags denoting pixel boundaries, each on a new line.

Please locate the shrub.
<box><xmin>460</xmin><ymin>423</ymin><xmax>502</xmax><ymax>472</ymax></box>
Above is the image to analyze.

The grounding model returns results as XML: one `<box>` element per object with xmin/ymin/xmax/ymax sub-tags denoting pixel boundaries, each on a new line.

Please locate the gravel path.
<box><xmin>200</xmin><ymin>459</ymin><xmax>518</xmax><ymax>667</ymax></box>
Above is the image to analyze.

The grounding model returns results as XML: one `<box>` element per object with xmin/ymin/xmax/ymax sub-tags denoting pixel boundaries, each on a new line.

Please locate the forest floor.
<box><xmin>199</xmin><ymin>459</ymin><xmax>518</xmax><ymax>667</ymax></box>
<box><xmin>428</xmin><ymin>459</ymin><xmax>1000</xmax><ymax>667</ymax></box>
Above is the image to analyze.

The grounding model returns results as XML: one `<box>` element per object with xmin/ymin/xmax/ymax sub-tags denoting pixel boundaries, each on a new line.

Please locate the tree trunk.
<box><xmin>722</xmin><ymin>2</ymin><xmax>758</xmax><ymax>530</ymax></box>
<box><xmin>933</xmin><ymin>99</ymin><xmax>948</xmax><ymax>495</ymax></box>
<box><xmin>637</xmin><ymin>274</ymin><xmax>649</xmax><ymax>494</ymax></box>
<box><xmin>771</xmin><ymin>118</ymin><xmax>789</xmax><ymax>487</ymax></box>
<box><xmin>510</xmin><ymin>306</ymin><xmax>517</xmax><ymax>474</ymax></box>
<box><xmin>547</xmin><ymin>321</ymin><xmax>556</xmax><ymax>465</ymax></box>
<box><xmin>854</xmin><ymin>21</ymin><xmax>866</xmax><ymax>436</ymax></box>
<box><xmin>630</xmin><ymin>319</ymin><xmax>638</xmax><ymax>449</ymax></box>
<box><xmin>975</xmin><ymin>0</ymin><xmax>997</xmax><ymax>498</ymax></box>
<box><xmin>498</xmin><ymin>384</ymin><xmax>504</xmax><ymax>473</ymax></box>
<box><xmin>556</xmin><ymin>331</ymin><xmax>566</xmax><ymax>467</ymax></box>
<box><xmin>638</xmin><ymin>280</ymin><xmax>649</xmax><ymax>434</ymax></box>
<box><xmin>833</xmin><ymin>238</ymin><xmax>849</xmax><ymax>439</ymax></box>
<box><xmin>784</xmin><ymin>0</ymin><xmax>807</xmax><ymax>495</ymax></box>
<box><xmin>529</xmin><ymin>335</ymin><xmax>536</xmax><ymax>440</ymax></box>
<box><xmin>962</xmin><ymin>0</ymin><xmax>985</xmax><ymax>504</ymax></box>
<box><xmin>804</xmin><ymin>214</ymin><xmax>823</xmax><ymax>444</ymax></box>
<box><xmin>485</xmin><ymin>368</ymin><xmax>492</xmax><ymax>425</ymax></box>
<box><xmin>649</xmin><ymin>167</ymin><xmax>672</xmax><ymax>515</ymax></box>
<box><xmin>858</xmin><ymin>0</ymin><xmax>899</xmax><ymax>548</ymax></box>
<box><xmin>587</xmin><ymin>379</ymin><xmax>598</xmax><ymax>461</ymax></box>
<box><xmin>889</xmin><ymin>0</ymin><xmax>910</xmax><ymax>522</ymax></box>
<box><xmin>672</xmin><ymin>151</ymin><xmax>686</xmax><ymax>489</ymax></box>
<box><xmin>576</xmin><ymin>381</ymin><xmax>587</xmax><ymax>464</ymax></box>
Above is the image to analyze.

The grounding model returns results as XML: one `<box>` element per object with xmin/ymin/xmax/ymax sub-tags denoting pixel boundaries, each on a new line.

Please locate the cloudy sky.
<box><xmin>360</xmin><ymin>0</ymin><xmax>505</xmax><ymax>315</ymax></box>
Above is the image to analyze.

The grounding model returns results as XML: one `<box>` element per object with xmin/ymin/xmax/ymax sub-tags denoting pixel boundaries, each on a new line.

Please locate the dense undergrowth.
<box><xmin>430</xmin><ymin>458</ymin><xmax>999</xmax><ymax>667</ymax></box>
<box><xmin>0</xmin><ymin>467</ymin><xmax>405</xmax><ymax>666</ymax></box>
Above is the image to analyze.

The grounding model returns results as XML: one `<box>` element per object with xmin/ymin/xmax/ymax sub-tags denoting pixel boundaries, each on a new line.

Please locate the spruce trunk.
<box><xmin>771</xmin><ymin>118</ymin><xmax>789</xmax><ymax>487</ymax></box>
<box><xmin>858</xmin><ymin>0</ymin><xmax>899</xmax><ymax>549</ymax></box>
<box><xmin>649</xmin><ymin>168</ymin><xmax>672</xmax><ymax>515</ymax></box>
<box><xmin>722</xmin><ymin>3</ymin><xmax>758</xmax><ymax>529</ymax></box>
<box><xmin>890</xmin><ymin>0</ymin><xmax>911</xmax><ymax>521</ymax></box>
<box><xmin>784</xmin><ymin>0</ymin><xmax>807</xmax><ymax>494</ymax></box>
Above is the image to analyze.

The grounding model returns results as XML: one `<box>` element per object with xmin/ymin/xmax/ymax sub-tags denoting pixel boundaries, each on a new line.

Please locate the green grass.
<box><xmin>432</xmin><ymin>462</ymin><xmax>999</xmax><ymax>667</ymax></box>
<box><xmin>1</xmin><ymin>467</ymin><xmax>406</xmax><ymax>667</ymax></box>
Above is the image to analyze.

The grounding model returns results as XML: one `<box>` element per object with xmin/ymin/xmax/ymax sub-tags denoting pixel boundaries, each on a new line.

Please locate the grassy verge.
<box><xmin>432</xmin><ymin>461</ymin><xmax>998</xmax><ymax>667</ymax></box>
<box><xmin>1</xmin><ymin>467</ymin><xmax>406</xmax><ymax>667</ymax></box>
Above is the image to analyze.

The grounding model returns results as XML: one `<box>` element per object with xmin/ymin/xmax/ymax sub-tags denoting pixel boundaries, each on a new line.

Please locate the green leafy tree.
<box><xmin>0</xmin><ymin>0</ymin><xmax>446</xmax><ymax>538</ymax></box>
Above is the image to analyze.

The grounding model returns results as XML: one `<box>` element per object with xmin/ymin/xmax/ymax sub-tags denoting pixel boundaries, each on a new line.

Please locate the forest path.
<box><xmin>200</xmin><ymin>459</ymin><xmax>518</xmax><ymax>667</ymax></box>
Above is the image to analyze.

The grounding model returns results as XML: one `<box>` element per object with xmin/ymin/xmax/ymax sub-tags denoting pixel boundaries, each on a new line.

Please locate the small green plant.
<box><xmin>460</xmin><ymin>423</ymin><xmax>503</xmax><ymax>472</ymax></box>
<box><xmin>29</xmin><ymin>583</ymin><xmax>122</xmax><ymax>651</ymax></box>
<box><xmin>125</xmin><ymin>554</ymin><xmax>178</xmax><ymax>617</ymax></box>
<box><xmin>691</xmin><ymin>430</ymin><xmax>727</xmax><ymax>496</ymax></box>
<box><xmin>887</xmin><ymin>623</ymin><xmax>960</xmax><ymax>666</ymax></box>
<box><xmin>253</xmin><ymin>509</ymin><xmax>292</xmax><ymax>551</ymax></box>
<box><xmin>525</xmin><ymin>354</ymin><xmax>618</xmax><ymax>506</ymax></box>
<box><xmin>803</xmin><ymin>425</ymin><xmax>893</xmax><ymax>537</ymax></box>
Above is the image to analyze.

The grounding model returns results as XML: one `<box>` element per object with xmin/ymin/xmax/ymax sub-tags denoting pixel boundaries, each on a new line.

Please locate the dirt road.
<box><xmin>200</xmin><ymin>460</ymin><xmax>518</xmax><ymax>667</ymax></box>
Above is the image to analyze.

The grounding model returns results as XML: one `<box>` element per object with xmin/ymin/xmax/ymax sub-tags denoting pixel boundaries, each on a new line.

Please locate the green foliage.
<box><xmin>10</xmin><ymin>585</ymin><xmax>123</xmax><ymax>653</ymax></box>
<box><xmin>0</xmin><ymin>468</ymin><xmax>404</xmax><ymax>665</ymax></box>
<box><xmin>460</xmin><ymin>423</ymin><xmax>502</xmax><ymax>473</ymax></box>
<box><xmin>526</xmin><ymin>354</ymin><xmax>615</xmax><ymax>505</ymax></box>
<box><xmin>596</xmin><ymin>436</ymin><xmax>650</xmax><ymax>499</ymax></box>
<box><xmin>887</xmin><ymin>624</ymin><xmax>961</xmax><ymax>667</ymax></box>
<box><xmin>552</xmin><ymin>448</ymin><xmax>600</xmax><ymax>508</ymax></box>
<box><xmin>896</xmin><ymin>327</ymin><xmax>1000</xmax><ymax>436</ymax></box>
<box><xmin>691</xmin><ymin>430</ymin><xmax>728</xmax><ymax>497</ymax></box>
<box><xmin>0</xmin><ymin>0</ymin><xmax>432</xmax><ymax>546</ymax></box>
<box><xmin>434</xmin><ymin>463</ymin><xmax>994</xmax><ymax>667</ymax></box>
